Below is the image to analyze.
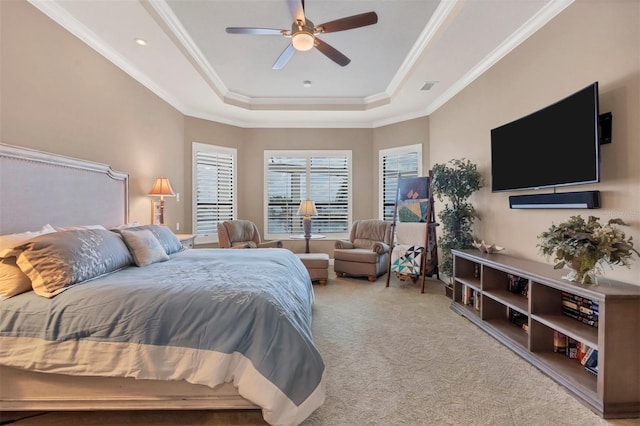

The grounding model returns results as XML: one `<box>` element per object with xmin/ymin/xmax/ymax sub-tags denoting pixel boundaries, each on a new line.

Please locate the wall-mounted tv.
<box><xmin>491</xmin><ymin>82</ymin><xmax>600</xmax><ymax>192</ymax></box>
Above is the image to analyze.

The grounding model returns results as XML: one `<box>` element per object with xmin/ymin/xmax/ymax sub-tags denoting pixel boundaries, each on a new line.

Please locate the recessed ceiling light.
<box><xmin>303</xmin><ymin>80</ymin><xmax>312</xmax><ymax>88</ymax></box>
<box><xmin>135</xmin><ymin>38</ymin><xmax>147</xmax><ymax>46</ymax></box>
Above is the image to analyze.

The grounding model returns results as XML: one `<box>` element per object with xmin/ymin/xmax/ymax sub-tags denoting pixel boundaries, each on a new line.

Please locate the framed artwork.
<box><xmin>396</xmin><ymin>176</ymin><xmax>430</xmax><ymax>222</ymax></box>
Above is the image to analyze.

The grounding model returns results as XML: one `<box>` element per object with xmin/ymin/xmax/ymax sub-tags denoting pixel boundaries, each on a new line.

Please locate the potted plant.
<box><xmin>537</xmin><ymin>215</ymin><xmax>639</xmax><ymax>284</ymax></box>
<box><xmin>432</xmin><ymin>158</ymin><xmax>483</xmax><ymax>281</ymax></box>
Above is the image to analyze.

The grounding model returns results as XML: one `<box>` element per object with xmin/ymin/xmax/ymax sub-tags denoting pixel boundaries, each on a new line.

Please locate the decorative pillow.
<box><xmin>15</xmin><ymin>229</ymin><xmax>133</xmax><ymax>298</ymax></box>
<box><xmin>0</xmin><ymin>257</ymin><xmax>32</xmax><ymax>300</ymax></box>
<box><xmin>120</xmin><ymin>229</ymin><xmax>170</xmax><ymax>267</ymax></box>
<box><xmin>114</xmin><ymin>225</ymin><xmax>182</xmax><ymax>255</ymax></box>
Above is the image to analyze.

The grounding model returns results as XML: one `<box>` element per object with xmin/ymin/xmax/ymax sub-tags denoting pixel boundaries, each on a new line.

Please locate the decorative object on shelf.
<box><xmin>432</xmin><ymin>158</ymin><xmax>483</xmax><ymax>279</ymax></box>
<box><xmin>297</xmin><ymin>200</ymin><xmax>317</xmax><ymax>238</ymax></box>
<box><xmin>472</xmin><ymin>240</ymin><xmax>504</xmax><ymax>254</ymax></box>
<box><xmin>148</xmin><ymin>177</ymin><xmax>176</xmax><ymax>226</ymax></box>
<box><xmin>537</xmin><ymin>215</ymin><xmax>639</xmax><ymax>285</ymax></box>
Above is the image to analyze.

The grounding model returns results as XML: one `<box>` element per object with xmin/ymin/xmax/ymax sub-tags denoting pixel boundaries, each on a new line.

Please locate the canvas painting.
<box><xmin>396</xmin><ymin>176</ymin><xmax>430</xmax><ymax>222</ymax></box>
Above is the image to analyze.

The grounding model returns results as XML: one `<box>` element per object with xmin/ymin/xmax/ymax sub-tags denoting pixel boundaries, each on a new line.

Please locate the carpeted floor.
<box><xmin>2</xmin><ymin>270</ymin><xmax>639</xmax><ymax>426</ymax></box>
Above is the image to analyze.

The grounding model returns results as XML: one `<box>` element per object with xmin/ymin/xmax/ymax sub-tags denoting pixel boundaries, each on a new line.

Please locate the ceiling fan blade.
<box><xmin>314</xmin><ymin>38</ymin><xmax>350</xmax><ymax>67</ymax></box>
<box><xmin>272</xmin><ymin>44</ymin><xmax>296</xmax><ymax>70</ymax></box>
<box><xmin>287</xmin><ymin>0</ymin><xmax>305</xmax><ymax>24</ymax></box>
<box><xmin>316</xmin><ymin>11</ymin><xmax>378</xmax><ymax>34</ymax></box>
<box><xmin>226</xmin><ymin>27</ymin><xmax>284</xmax><ymax>36</ymax></box>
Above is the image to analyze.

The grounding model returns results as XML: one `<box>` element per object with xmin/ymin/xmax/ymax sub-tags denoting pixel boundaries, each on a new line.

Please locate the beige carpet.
<box><xmin>2</xmin><ymin>271</ymin><xmax>639</xmax><ymax>426</ymax></box>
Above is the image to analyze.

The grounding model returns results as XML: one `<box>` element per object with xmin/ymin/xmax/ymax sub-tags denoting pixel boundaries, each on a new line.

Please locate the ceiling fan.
<box><xmin>226</xmin><ymin>0</ymin><xmax>378</xmax><ymax>69</ymax></box>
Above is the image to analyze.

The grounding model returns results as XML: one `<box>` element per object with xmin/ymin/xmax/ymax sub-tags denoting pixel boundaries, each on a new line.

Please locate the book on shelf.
<box><xmin>585</xmin><ymin>364</ymin><xmax>598</xmax><ymax>376</ymax></box>
<box><xmin>507</xmin><ymin>274</ymin><xmax>528</xmax><ymax>297</ymax></box>
<box><xmin>462</xmin><ymin>286</ymin><xmax>476</xmax><ymax>307</ymax></box>
<box><xmin>553</xmin><ymin>331</ymin><xmax>568</xmax><ymax>353</ymax></box>
<box><xmin>583</xmin><ymin>348</ymin><xmax>598</xmax><ymax>369</ymax></box>
<box><xmin>507</xmin><ymin>308</ymin><xmax>528</xmax><ymax>332</ymax></box>
<box><xmin>566</xmin><ymin>338</ymin><xmax>578</xmax><ymax>359</ymax></box>
<box><xmin>577</xmin><ymin>342</ymin><xmax>589</xmax><ymax>363</ymax></box>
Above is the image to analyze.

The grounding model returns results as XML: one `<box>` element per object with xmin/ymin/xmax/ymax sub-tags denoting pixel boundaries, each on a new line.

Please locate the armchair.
<box><xmin>217</xmin><ymin>220</ymin><xmax>283</xmax><ymax>249</ymax></box>
<box><xmin>333</xmin><ymin>219</ymin><xmax>392</xmax><ymax>282</ymax></box>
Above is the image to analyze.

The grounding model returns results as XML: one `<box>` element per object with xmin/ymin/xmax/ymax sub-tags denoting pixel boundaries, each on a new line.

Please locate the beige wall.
<box><xmin>429</xmin><ymin>0</ymin><xmax>640</xmax><ymax>285</ymax></box>
<box><xmin>0</xmin><ymin>0</ymin><xmax>186</xmax><ymax>229</ymax></box>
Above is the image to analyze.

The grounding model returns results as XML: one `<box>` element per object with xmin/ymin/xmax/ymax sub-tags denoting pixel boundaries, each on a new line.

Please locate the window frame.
<box><xmin>191</xmin><ymin>142</ymin><xmax>237</xmax><ymax>245</ymax></box>
<box><xmin>378</xmin><ymin>144</ymin><xmax>423</xmax><ymax>220</ymax></box>
<box><xmin>264</xmin><ymin>150</ymin><xmax>352</xmax><ymax>241</ymax></box>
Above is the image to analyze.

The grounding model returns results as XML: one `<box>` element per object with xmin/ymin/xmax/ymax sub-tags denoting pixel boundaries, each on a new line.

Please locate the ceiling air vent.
<box><xmin>420</xmin><ymin>81</ymin><xmax>437</xmax><ymax>91</ymax></box>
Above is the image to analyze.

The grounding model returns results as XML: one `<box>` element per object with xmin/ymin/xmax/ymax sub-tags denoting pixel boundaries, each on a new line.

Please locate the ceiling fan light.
<box><xmin>292</xmin><ymin>32</ymin><xmax>314</xmax><ymax>51</ymax></box>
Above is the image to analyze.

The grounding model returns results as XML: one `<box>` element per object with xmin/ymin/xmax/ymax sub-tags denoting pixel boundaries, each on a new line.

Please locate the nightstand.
<box><xmin>175</xmin><ymin>233</ymin><xmax>195</xmax><ymax>249</ymax></box>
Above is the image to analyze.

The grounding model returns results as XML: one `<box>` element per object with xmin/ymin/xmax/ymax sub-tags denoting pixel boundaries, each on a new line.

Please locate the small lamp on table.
<box><xmin>297</xmin><ymin>200</ymin><xmax>317</xmax><ymax>238</ymax></box>
<box><xmin>149</xmin><ymin>177</ymin><xmax>175</xmax><ymax>225</ymax></box>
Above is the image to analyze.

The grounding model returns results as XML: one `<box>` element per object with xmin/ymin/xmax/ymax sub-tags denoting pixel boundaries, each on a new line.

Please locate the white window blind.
<box><xmin>379</xmin><ymin>144</ymin><xmax>422</xmax><ymax>221</ymax></box>
<box><xmin>265</xmin><ymin>151</ymin><xmax>351</xmax><ymax>239</ymax></box>
<box><xmin>192</xmin><ymin>142</ymin><xmax>236</xmax><ymax>244</ymax></box>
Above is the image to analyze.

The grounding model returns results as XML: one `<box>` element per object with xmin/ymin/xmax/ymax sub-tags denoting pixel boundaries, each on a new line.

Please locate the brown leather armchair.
<box><xmin>333</xmin><ymin>219</ymin><xmax>392</xmax><ymax>282</ymax></box>
<box><xmin>217</xmin><ymin>220</ymin><xmax>283</xmax><ymax>249</ymax></box>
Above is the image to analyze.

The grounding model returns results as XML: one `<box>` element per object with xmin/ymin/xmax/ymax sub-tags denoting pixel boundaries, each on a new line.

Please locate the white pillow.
<box><xmin>54</xmin><ymin>224</ymin><xmax>107</xmax><ymax>231</ymax></box>
<box><xmin>0</xmin><ymin>224</ymin><xmax>56</xmax><ymax>254</ymax></box>
<box><xmin>0</xmin><ymin>224</ymin><xmax>56</xmax><ymax>299</ymax></box>
<box><xmin>121</xmin><ymin>229</ymin><xmax>169</xmax><ymax>267</ymax></box>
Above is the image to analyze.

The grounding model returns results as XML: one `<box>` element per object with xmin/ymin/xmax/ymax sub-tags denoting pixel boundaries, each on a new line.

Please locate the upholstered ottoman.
<box><xmin>296</xmin><ymin>253</ymin><xmax>329</xmax><ymax>285</ymax></box>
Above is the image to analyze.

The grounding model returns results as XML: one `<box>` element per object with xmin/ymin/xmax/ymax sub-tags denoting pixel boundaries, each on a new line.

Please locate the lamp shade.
<box><xmin>297</xmin><ymin>200</ymin><xmax>317</xmax><ymax>217</ymax></box>
<box><xmin>148</xmin><ymin>177</ymin><xmax>176</xmax><ymax>198</ymax></box>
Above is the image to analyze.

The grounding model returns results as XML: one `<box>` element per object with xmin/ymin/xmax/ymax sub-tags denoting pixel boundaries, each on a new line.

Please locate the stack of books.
<box><xmin>561</xmin><ymin>292</ymin><xmax>599</xmax><ymax>327</ymax></box>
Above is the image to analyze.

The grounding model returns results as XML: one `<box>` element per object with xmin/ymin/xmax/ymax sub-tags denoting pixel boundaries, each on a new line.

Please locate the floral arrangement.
<box><xmin>537</xmin><ymin>215</ymin><xmax>639</xmax><ymax>284</ymax></box>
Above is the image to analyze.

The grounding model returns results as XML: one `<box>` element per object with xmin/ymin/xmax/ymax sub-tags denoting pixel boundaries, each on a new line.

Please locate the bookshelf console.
<box><xmin>451</xmin><ymin>249</ymin><xmax>640</xmax><ymax>419</ymax></box>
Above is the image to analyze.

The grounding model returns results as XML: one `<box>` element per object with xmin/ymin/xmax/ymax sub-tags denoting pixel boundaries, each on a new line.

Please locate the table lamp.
<box><xmin>149</xmin><ymin>177</ymin><xmax>175</xmax><ymax>225</ymax></box>
<box><xmin>297</xmin><ymin>200</ymin><xmax>317</xmax><ymax>238</ymax></box>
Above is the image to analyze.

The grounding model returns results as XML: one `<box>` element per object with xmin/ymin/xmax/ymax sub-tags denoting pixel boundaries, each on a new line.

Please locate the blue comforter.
<box><xmin>0</xmin><ymin>248</ymin><xmax>325</xmax><ymax>425</ymax></box>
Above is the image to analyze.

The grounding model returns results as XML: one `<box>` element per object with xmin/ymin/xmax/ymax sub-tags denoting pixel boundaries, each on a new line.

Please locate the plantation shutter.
<box><xmin>381</xmin><ymin>148</ymin><xmax>421</xmax><ymax>221</ymax></box>
<box><xmin>309</xmin><ymin>156</ymin><xmax>349</xmax><ymax>233</ymax></box>
<box><xmin>194</xmin><ymin>145</ymin><xmax>235</xmax><ymax>242</ymax></box>
<box><xmin>266</xmin><ymin>151</ymin><xmax>351</xmax><ymax>239</ymax></box>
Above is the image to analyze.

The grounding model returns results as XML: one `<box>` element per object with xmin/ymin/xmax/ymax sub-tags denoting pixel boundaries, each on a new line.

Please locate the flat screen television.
<box><xmin>491</xmin><ymin>82</ymin><xmax>600</xmax><ymax>192</ymax></box>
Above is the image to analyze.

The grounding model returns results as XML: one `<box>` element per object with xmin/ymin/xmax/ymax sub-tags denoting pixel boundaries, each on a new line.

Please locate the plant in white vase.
<box><xmin>537</xmin><ymin>215</ymin><xmax>639</xmax><ymax>284</ymax></box>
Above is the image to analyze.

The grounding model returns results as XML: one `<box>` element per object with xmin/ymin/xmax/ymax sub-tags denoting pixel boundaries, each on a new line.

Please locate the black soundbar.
<box><xmin>509</xmin><ymin>191</ymin><xmax>601</xmax><ymax>209</ymax></box>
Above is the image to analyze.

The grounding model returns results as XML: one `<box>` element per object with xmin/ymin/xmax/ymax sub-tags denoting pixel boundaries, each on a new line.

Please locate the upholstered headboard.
<box><xmin>0</xmin><ymin>143</ymin><xmax>129</xmax><ymax>234</ymax></box>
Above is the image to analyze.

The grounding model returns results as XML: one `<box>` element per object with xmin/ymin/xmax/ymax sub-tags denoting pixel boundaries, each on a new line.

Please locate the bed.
<box><xmin>0</xmin><ymin>143</ymin><xmax>325</xmax><ymax>426</ymax></box>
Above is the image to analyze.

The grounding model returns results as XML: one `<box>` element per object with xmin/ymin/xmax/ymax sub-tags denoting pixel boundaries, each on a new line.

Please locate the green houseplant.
<box><xmin>537</xmin><ymin>215</ymin><xmax>639</xmax><ymax>284</ymax></box>
<box><xmin>432</xmin><ymin>158</ymin><xmax>483</xmax><ymax>279</ymax></box>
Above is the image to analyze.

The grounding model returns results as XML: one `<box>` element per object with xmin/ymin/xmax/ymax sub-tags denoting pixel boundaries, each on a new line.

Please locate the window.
<box><xmin>192</xmin><ymin>142</ymin><xmax>236</xmax><ymax>244</ymax></box>
<box><xmin>265</xmin><ymin>151</ymin><xmax>351</xmax><ymax>240</ymax></box>
<box><xmin>379</xmin><ymin>144</ymin><xmax>422</xmax><ymax>220</ymax></box>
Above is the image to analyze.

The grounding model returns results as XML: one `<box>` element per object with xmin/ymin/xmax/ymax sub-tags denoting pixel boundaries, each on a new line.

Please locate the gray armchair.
<box><xmin>217</xmin><ymin>220</ymin><xmax>283</xmax><ymax>249</ymax></box>
<box><xmin>333</xmin><ymin>219</ymin><xmax>392</xmax><ymax>282</ymax></box>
